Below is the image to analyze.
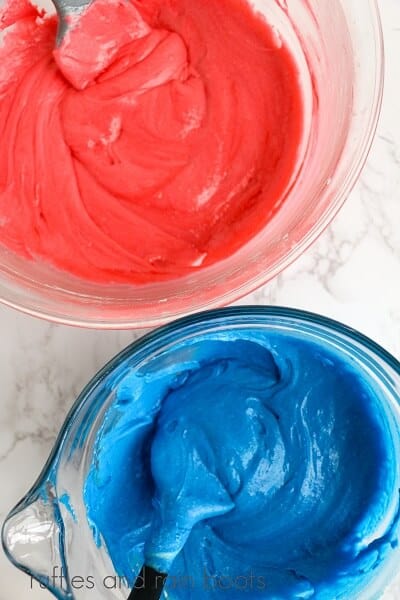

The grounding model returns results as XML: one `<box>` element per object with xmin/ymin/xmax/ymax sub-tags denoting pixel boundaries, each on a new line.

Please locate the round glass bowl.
<box><xmin>3</xmin><ymin>307</ymin><xmax>400</xmax><ymax>599</ymax></box>
<box><xmin>0</xmin><ymin>1</ymin><xmax>383</xmax><ymax>328</ymax></box>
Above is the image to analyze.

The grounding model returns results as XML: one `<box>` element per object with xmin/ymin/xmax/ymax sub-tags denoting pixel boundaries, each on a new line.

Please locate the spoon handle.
<box><xmin>52</xmin><ymin>0</ymin><xmax>92</xmax><ymax>16</ymax></box>
<box><xmin>51</xmin><ymin>0</ymin><xmax>92</xmax><ymax>44</ymax></box>
<box><xmin>128</xmin><ymin>565</ymin><xmax>168</xmax><ymax>600</ymax></box>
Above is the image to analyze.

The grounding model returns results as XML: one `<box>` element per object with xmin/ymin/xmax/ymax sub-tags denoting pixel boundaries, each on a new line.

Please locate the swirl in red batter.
<box><xmin>0</xmin><ymin>0</ymin><xmax>304</xmax><ymax>283</ymax></box>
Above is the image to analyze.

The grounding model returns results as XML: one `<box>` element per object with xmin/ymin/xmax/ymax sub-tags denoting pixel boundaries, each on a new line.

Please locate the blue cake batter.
<box><xmin>84</xmin><ymin>327</ymin><xmax>400</xmax><ymax>599</ymax></box>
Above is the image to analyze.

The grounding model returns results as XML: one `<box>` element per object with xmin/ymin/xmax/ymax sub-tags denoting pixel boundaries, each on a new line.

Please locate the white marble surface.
<box><xmin>0</xmin><ymin>1</ymin><xmax>399</xmax><ymax>598</ymax></box>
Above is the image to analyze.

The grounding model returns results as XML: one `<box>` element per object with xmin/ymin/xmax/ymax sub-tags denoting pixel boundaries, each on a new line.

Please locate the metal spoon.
<box><xmin>52</xmin><ymin>0</ymin><xmax>92</xmax><ymax>44</ymax></box>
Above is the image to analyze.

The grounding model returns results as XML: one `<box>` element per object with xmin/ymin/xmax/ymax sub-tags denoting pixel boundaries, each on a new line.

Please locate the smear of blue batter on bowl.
<box><xmin>84</xmin><ymin>329</ymin><xmax>400</xmax><ymax>599</ymax></box>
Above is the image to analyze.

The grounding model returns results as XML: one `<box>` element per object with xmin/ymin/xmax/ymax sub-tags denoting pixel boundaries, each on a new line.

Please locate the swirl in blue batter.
<box><xmin>84</xmin><ymin>329</ymin><xmax>400</xmax><ymax>599</ymax></box>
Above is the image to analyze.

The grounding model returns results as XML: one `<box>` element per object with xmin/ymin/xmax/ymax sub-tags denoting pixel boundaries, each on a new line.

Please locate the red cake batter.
<box><xmin>0</xmin><ymin>0</ymin><xmax>304</xmax><ymax>284</ymax></box>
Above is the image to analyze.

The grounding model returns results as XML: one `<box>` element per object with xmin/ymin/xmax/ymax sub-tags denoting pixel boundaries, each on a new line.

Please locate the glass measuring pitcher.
<box><xmin>3</xmin><ymin>307</ymin><xmax>400</xmax><ymax>599</ymax></box>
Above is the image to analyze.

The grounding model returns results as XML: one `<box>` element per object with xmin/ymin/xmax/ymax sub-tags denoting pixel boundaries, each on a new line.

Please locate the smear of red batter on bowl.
<box><xmin>0</xmin><ymin>0</ymin><xmax>304</xmax><ymax>284</ymax></box>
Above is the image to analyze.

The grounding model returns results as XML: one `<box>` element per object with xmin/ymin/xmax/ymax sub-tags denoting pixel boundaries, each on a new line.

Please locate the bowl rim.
<box><xmin>0</xmin><ymin>0</ymin><xmax>385</xmax><ymax>329</ymax></box>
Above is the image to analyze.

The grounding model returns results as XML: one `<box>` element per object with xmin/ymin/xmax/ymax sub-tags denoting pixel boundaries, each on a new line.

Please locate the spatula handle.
<box><xmin>128</xmin><ymin>565</ymin><xmax>168</xmax><ymax>600</ymax></box>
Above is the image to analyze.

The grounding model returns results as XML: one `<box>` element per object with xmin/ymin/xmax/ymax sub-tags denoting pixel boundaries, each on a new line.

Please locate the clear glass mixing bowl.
<box><xmin>2</xmin><ymin>307</ymin><xmax>400</xmax><ymax>599</ymax></box>
<box><xmin>0</xmin><ymin>1</ymin><xmax>384</xmax><ymax>328</ymax></box>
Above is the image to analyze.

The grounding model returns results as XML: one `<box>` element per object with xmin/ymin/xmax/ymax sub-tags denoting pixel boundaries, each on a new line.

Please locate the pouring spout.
<box><xmin>2</xmin><ymin>485</ymin><xmax>72</xmax><ymax>599</ymax></box>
